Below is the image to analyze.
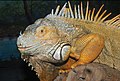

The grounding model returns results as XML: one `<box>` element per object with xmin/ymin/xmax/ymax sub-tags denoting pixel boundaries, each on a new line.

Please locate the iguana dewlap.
<box><xmin>17</xmin><ymin>1</ymin><xmax>120</xmax><ymax>72</ymax></box>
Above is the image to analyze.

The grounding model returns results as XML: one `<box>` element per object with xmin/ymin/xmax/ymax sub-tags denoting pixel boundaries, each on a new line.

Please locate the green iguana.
<box><xmin>17</xmin><ymin>1</ymin><xmax>120</xmax><ymax>81</ymax></box>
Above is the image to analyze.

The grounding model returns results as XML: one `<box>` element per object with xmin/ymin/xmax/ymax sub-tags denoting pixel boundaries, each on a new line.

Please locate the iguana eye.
<box><xmin>37</xmin><ymin>27</ymin><xmax>45</xmax><ymax>33</ymax></box>
<box><xmin>35</xmin><ymin>26</ymin><xmax>46</xmax><ymax>37</ymax></box>
<box><xmin>40</xmin><ymin>29</ymin><xmax>44</xmax><ymax>33</ymax></box>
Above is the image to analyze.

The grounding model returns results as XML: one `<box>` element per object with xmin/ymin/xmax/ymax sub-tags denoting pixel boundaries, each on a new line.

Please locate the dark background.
<box><xmin>0</xmin><ymin>0</ymin><xmax>119</xmax><ymax>38</ymax></box>
<box><xmin>0</xmin><ymin>1</ymin><xmax>119</xmax><ymax>81</ymax></box>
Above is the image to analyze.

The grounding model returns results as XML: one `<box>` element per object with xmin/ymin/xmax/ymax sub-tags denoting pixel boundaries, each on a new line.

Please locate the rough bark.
<box><xmin>54</xmin><ymin>62</ymin><xmax>120</xmax><ymax>81</ymax></box>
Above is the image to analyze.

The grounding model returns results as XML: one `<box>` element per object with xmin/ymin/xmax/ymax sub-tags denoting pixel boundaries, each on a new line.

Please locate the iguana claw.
<box><xmin>59</xmin><ymin>69</ymin><xmax>71</xmax><ymax>74</ymax></box>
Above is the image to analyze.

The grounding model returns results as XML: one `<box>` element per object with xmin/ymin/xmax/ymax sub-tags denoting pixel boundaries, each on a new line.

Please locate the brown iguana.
<box><xmin>17</xmin><ymin>1</ymin><xmax>120</xmax><ymax>80</ymax></box>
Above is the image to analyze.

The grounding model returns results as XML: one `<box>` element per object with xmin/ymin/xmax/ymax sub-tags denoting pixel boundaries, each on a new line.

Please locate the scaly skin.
<box><xmin>17</xmin><ymin>1</ymin><xmax>120</xmax><ymax>81</ymax></box>
<box><xmin>54</xmin><ymin>17</ymin><xmax>120</xmax><ymax>71</ymax></box>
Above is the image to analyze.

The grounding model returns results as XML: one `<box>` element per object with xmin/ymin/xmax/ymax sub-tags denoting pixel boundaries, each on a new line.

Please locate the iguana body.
<box><xmin>17</xmin><ymin>1</ymin><xmax>120</xmax><ymax>77</ymax></box>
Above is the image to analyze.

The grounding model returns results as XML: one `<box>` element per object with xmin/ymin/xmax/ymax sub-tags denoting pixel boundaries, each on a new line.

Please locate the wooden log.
<box><xmin>54</xmin><ymin>62</ymin><xmax>120</xmax><ymax>81</ymax></box>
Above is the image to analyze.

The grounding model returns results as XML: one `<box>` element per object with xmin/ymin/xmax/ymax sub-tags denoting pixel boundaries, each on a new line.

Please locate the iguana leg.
<box><xmin>70</xmin><ymin>34</ymin><xmax>104</xmax><ymax>68</ymax></box>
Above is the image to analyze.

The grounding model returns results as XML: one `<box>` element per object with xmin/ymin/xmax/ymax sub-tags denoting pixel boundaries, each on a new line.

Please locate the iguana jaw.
<box><xmin>18</xmin><ymin>45</ymin><xmax>32</xmax><ymax>52</ymax></box>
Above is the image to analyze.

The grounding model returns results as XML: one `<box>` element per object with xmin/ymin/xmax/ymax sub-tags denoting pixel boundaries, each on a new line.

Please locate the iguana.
<box><xmin>17</xmin><ymin>1</ymin><xmax>120</xmax><ymax>81</ymax></box>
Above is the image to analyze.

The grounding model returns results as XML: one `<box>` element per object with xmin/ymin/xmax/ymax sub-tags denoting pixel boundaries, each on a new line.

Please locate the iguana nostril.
<box><xmin>19</xmin><ymin>42</ymin><xmax>22</xmax><ymax>46</ymax></box>
<box><xmin>19</xmin><ymin>43</ymin><xmax>22</xmax><ymax>46</ymax></box>
<box><xmin>17</xmin><ymin>43</ymin><xmax>23</xmax><ymax>47</ymax></box>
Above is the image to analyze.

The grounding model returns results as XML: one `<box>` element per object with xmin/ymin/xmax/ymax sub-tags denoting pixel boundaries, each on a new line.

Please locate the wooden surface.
<box><xmin>54</xmin><ymin>62</ymin><xmax>120</xmax><ymax>81</ymax></box>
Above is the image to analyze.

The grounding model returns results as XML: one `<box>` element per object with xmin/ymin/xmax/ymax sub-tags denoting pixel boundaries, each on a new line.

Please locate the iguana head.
<box><xmin>17</xmin><ymin>17</ymin><xmax>73</xmax><ymax>63</ymax></box>
<box><xmin>16</xmin><ymin>2</ymin><xmax>89</xmax><ymax>64</ymax></box>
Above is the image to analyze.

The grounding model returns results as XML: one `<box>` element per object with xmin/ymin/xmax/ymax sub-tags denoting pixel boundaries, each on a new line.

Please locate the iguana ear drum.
<box><xmin>50</xmin><ymin>42</ymin><xmax>71</xmax><ymax>61</ymax></box>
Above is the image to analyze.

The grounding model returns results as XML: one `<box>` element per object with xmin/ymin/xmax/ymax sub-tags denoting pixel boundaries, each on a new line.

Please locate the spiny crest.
<box><xmin>50</xmin><ymin>1</ymin><xmax>120</xmax><ymax>29</ymax></box>
<box><xmin>105</xmin><ymin>14</ymin><xmax>120</xmax><ymax>28</ymax></box>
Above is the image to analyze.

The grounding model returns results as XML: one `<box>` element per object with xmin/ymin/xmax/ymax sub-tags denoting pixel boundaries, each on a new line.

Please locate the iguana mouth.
<box><xmin>18</xmin><ymin>46</ymin><xmax>32</xmax><ymax>51</ymax></box>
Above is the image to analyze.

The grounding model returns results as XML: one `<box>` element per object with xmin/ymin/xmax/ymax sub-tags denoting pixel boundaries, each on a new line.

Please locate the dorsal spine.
<box><xmin>49</xmin><ymin>1</ymin><xmax>120</xmax><ymax>28</ymax></box>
